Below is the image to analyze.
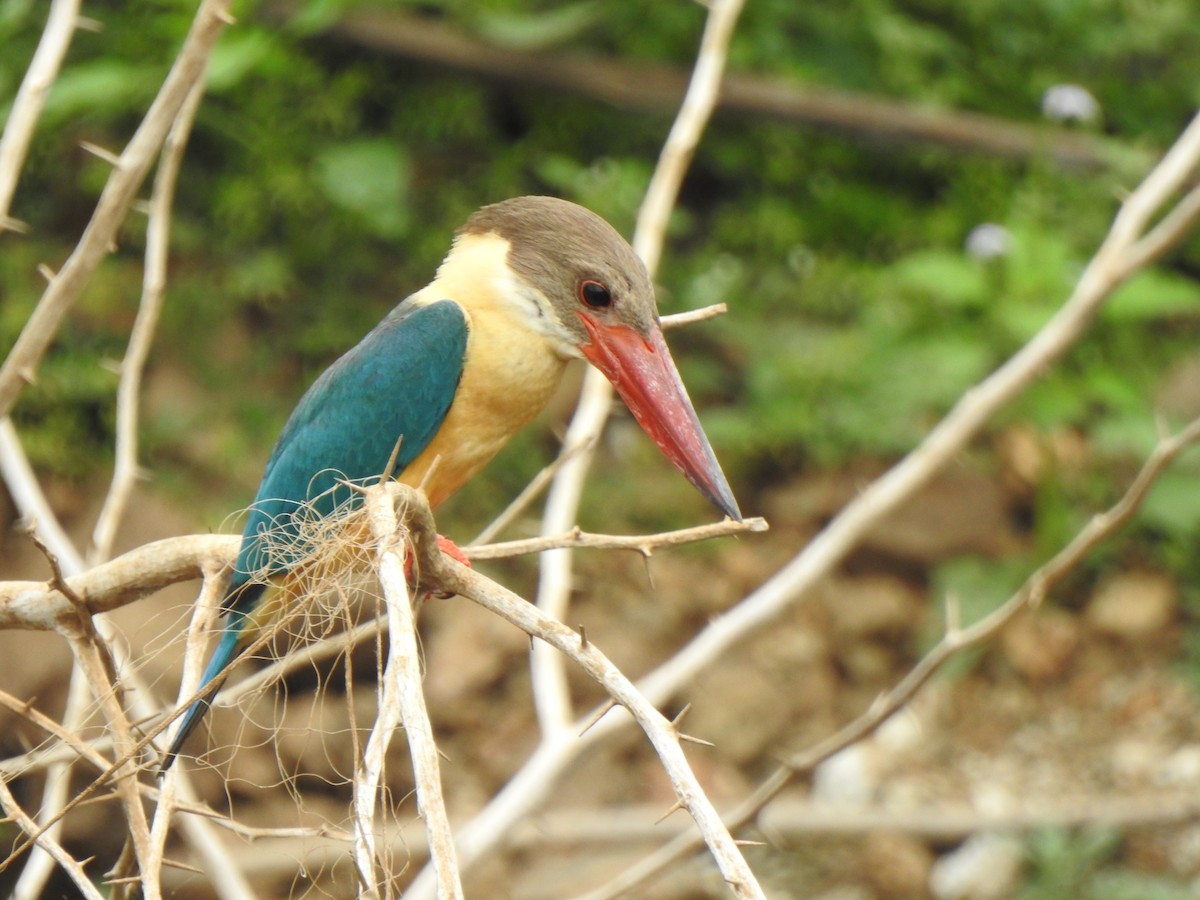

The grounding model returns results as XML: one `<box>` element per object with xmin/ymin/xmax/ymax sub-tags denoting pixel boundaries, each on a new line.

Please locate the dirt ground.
<box><xmin>2</xmin><ymin>441</ymin><xmax>1200</xmax><ymax>899</ymax></box>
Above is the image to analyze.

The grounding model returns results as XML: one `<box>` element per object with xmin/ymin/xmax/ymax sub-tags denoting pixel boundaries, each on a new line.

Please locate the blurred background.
<box><xmin>4</xmin><ymin>0</ymin><xmax>1200</xmax><ymax>896</ymax></box>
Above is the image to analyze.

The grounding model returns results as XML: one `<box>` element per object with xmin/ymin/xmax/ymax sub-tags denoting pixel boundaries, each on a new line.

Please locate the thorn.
<box><xmin>338</xmin><ymin>478</ymin><xmax>369</xmax><ymax>496</ymax></box>
<box><xmin>160</xmin><ymin>857</ymin><xmax>206</xmax><ymax>875</ymax></box>
<box><xmin>213</xmin><ymin>7</ymin><xmax>238</xmax><ymax>25</ymax></box>
<box><xmin>670</xmin><ymin>703</ymin><xmax>692</xmax><ymax>728</ymax></box>
<box><xmin>417</xmin><ymin>455</ymin><xmax>442</xmax><ymax>494</ymax></box>
<box><xmin>17</xmin><ymin>366</ymin><xmax>36</xmax><ymax>386</ymax></box>
<box><xmin>132</xmin><ymin>199</ymin><xmax>152</xmax><ymax>216</ymax></box>
<box><xmin>577</xmin><ymin>624</ymin><xmax>588</xmax><ymax>649</ymax></box>
<box><xmin>1154</xmin><ymin>410</ymin><xmax>1170</xmax><ymax>441</ymax></box>
<box><xmin>679</xmin><ymin>732</ymin><xmax>714</xmax><ymax>748</ymax></box>
<box><xmin>655</xmin><ymin>799</ymin><xmax>686</xmax><ymax>824</ymax></box>
<box><xmin>100</xmin><ymin>357</ymin><xmax>122</xmax><ymax>376</ymax></box>
<box><xmin>641</xmin><ymin>554</ymin><xmax>655</xmax><ymax>590</ymax></box>
<box><xmin>381</xmin><ymin>435</ymin><xmax>404</xmax><ymax>483</ymax></box>
<box><xmin>80</xmin><ymin>141</ymin><xmax>122</xmax><ymax>167</ymax></box>
<box><xmin>0</xmin><ymin>216</ymin><xmax>29</xmax><ymax>234</ymax></box>
<box><xmin>75</xmin><ymin>16</ymin><xmax>104</xmax><ymax>32</ymax></box>
<box><xmin>944</xmin><ymin>591</ymin><xmax>961</xmax><ymax>635</ymax></box>
<box><xmin>579</xmin><ymin>700</ymin><xmax>617</xmax><ymax>737</ymax></box>
<box><xmin>37</xmin><ymin>263</ymin><xmax>55</xmax><ymax>283</ymax></box>
<box><xmin>734</xmin><ymin>839</ymin><xmax>767</xmax><ymax>847</ymax></box>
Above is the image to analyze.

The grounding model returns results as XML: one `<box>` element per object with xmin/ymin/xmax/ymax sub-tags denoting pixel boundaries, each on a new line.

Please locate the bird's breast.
<box><xmin>398</xmin><ymin>268</ymin><xmax>569</xmax><ymax>507</ymax></box>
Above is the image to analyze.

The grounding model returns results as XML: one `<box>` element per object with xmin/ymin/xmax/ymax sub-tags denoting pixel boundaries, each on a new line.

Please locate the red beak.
<box><xmin>578</xmin><ymin>313</ymin><xmax>741</xmax><ymax>521</ymax></box>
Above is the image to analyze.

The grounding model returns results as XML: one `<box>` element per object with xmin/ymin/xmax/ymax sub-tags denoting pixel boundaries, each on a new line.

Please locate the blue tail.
<box><xmin>161</xmin><ymin>585</ymin><xmax>262</xmax><ymax>771</ymax></box>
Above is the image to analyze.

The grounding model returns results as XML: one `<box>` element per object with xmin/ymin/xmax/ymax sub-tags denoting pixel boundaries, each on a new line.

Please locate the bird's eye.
<box><xmin>579</xmin><ymin>280</ymin><xmax>612</xmax><ymax>309</ymax></box>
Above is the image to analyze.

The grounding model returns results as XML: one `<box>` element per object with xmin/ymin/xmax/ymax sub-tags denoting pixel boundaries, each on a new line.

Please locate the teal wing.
<box><xmin>162</xmin><ymin>298</ymin><xmax>467</xmax><ymax>770</ymax></box>
<box><xmin>230</xmin><ymin>297</ymin><xmax>469</xmax><ymax>597</ymax></box>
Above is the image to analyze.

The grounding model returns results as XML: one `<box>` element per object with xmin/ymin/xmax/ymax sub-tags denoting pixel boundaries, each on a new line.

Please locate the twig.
<box><xmin>90</xmin><ymin>72</ymin><xmax>206</xmax><ymax>563</ymax></box>
<box><xmin>58</xmin><ymin>630</ymin><xmax>156</xmax><ymax>893</ymax></box>
<box><xmin>627</xmin><ymin>110</ymin><xmax>1200</xmax><ymax>729</ymax></box>
<box><xmin>0</xmin><ymin>534</ymin><xmax>239</xmax><ymax>628</ymax></box>
<box><xmin>356</xmin><ymin>484</ymin><xmax>462</xmax><ymax>899</ymax></box>
<box><xmin>0</xmin><ymin>0</ymin><xmax>81</xmax><ymax>228</ymax></box>
<box><xmin>0</xmin><ymin>421</ymin><xmax>103</xmax><ymax>900</ymax></box>
<box><xmin>431</xmin><ymin>557</ymin><xmax>765</xmax><ymax>899</ymax></box>
<box><xmin>660</xmin><ymin>303</ymin><xmax>728</xmax><ymax>330</ymax></box>
<box><xmin>584</xmin><ymin>410</ymin><xmax>1200</xmax><ymax>898</ymax></box>
<box><xmin>1</xmin><ymin>354</ymin><xmax>244</xmax><ymax>898</ymax></box>
<box><xmin>0</xmin><ymin>517</ymin><xmax>753</xmax><ymax>628</ymax></box>
<box><xmin>282</xmin><ymin>4</ymin><xmax>1136</xmax><ymax>171</ymax></box>
<box><xmin>0</xmin><ymin>777</ymin><xmax>104</xmax><ymax>900</ymax></box>
<box><xmin>467</xmin><ymin>516</ymin><xmax>767</xmax><ymax>560</ymax></box>
<box><xmin>153</xmin><ymin>561</ymin><xmax>256</xmax><ymax>900</ymax></box>
<box><xmin>0</xmin><ymin>418</ymin><xmax>85</xmax><ymax>571</ymax></box>
<box><xmin>0</xmin><ymin>0</ymin><xmax>232</xmax><ymax>419</ymax></box>
<box><xmin>467</xmin><ymin>437</ymin><xmax>593</xmax><ymax>546</ymax></box>
<box><xmin>413</xmin><ymin>0</ymin><xmax>749</xmax><ymax>893</ymax></box>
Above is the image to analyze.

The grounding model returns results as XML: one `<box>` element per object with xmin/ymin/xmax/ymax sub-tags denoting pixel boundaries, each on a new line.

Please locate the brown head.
<box><xmin>460</xmin><ymin>196</ymin><xmax>741</xmax><ymax>521</ymax></box>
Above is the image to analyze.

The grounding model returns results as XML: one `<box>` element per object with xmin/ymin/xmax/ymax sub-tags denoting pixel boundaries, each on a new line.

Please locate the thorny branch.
<box><xmin>0</xmin><ymin>0</ymin><xmax>232</xmax><ymax>419</ymax></box>
<box><xmin>4</xmin><ymin>0</ymin><xmax>1200</xmax><ymax>893</ymax></box>
<box><xmin>572</xmin><ymin>111</ymin><xmax>1200</xmax><ymax>897</ymax></box>
<box><xmin>580</xmin><ymin>412</ymin><xmax>1200</xmax><ymax>899</ymax></box>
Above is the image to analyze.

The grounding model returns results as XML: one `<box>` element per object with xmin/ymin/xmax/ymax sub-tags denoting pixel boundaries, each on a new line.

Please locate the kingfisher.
<box><xmin>163</xmin><ymin>196</ymin><xmax>740</xmax><ymax>768</ymax></box>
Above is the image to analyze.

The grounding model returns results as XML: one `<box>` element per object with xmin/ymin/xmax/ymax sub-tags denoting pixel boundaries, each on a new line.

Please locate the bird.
<box><xmin>163</xmin><ymin>195</ymin><xmax>741</xmax><ymax>769</ymax></box>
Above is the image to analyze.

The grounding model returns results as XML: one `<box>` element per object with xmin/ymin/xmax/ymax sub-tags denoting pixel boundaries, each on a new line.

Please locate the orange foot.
<box><xmin>404</xmin><ymin>533</ymin><xmax>471</xmax><ymax>598</ymax></box>
<box><xmin>435</xmin><ymin>534</ymin><xmax>472</xmax><ymax>568</ymax></box>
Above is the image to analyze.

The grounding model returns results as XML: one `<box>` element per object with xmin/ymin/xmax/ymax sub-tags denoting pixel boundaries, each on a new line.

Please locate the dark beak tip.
<box><xmin>710</xmin><ymin>485</ymin><xmax>743</xmax><ymax>523</ymax></box>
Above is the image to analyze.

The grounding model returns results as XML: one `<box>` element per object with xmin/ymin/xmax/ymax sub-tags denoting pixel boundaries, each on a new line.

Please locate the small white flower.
<box><xmin>965</xmin><ymin>223</ymin><xmax>1013</xmax><ymax>261</ymax></box>
<box><xmin>1041</xmin><ymin>84</ymin><xmax>1100</xmax><ymax>123</ymax></box>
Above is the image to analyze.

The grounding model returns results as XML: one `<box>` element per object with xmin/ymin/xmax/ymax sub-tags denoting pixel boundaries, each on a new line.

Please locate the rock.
<box><xmin>863</xmin><ymin>468</ymin><xmax>1019</xmax><ymax>564</ymax></box>
<box><xmin>813</xmin><ymin>744</ymin><xmax>879</xmax><ymax>806</ymax></box>
<box><xmin>864</xmin><ymin>831</ymin><xmax>935</xmax><ymax>898</ymax></box>
<box><xmin>1086</xmin><ymin>571</ymin><xmax>1176</xmax><ymax>640</ymax></box>
<box><xmin>823</xmin><ymin>575</ymin><xmax>922</xmax><ymax>639</ymax></box>
<box><xmin>1001</xmin><ymin>607</ymin><xmax>1079</xmax><ymax>681</ymax></box>
<box><xmin>1160</xmin><ymin>744</ymin><xmax>1200</xmax><ymax>787</ymax></box>
<box><xmin>930</xmin><ymin>833</ymin><xmax>1024</xmax><ymax>900</ymax></box>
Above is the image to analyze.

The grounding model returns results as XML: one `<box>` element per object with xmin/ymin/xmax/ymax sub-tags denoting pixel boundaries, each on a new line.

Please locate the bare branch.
<box><xmin>0</xmin><ymin>0</ymin><xmax>232</xmax><ymax>419</ymax></box>
<box><xmin>631</xmin><ymin>110</ymin><xmax>1200</xmax><ymax>724</ymax></box>
<box><xmin>0</xmin><ymin>418</ymin><xmax>86</xmax><ymax>572</ymax></box>
<box><xmin>90</xmin><ymin>75</ymin><xmax>207</xmax><ymax>564</ymax></box>
<box><xmin>467</xmin><ymin>516</ymin><xmax>766</xmax><ymax>560</ymax></box>
<box><xmin>0</xmin><ymin>534</ymin><xmax>237</xmax><ymax>628</ymax></box>
<box><xmin>430</xmin><ymin>559</ymin><xmax>765</xmax><ymax>899</ymax></box>
<box><xmin>415</xmin><ymin>1</ymin><xmax>749</xmax><ymax>892</ymax></box>
<box><xmin>0</xmin><ymin>777</ymin><xmax>105</xmax><ymax>900</ymax></box>
<box><xmin>284</xmin><ymin>5</ymin><xmax>1133</xmax><ymax>171</ymax></box>
<box><xmin>660</xmin><ymin>302</ymin><xmax>728</xmax><ymax>329</ymax></box>
<box><xmin>467</xmin><ymin>436</ymin><xmax>593</xmax><ymax>546</ymax></box>
<box><xmin>0</xmin><ymin>0</ymin><xmax>81</xmax><ymax>228</ymax></box>
<box><xmin>587</xmin><ymin>409</ymin><xmax>1200</xmax><ymax>897</ymax></box>
<box><xmin>355</xmin><ymin>484</ymin><xmax>462</xmax><ymax>899</ymax></box>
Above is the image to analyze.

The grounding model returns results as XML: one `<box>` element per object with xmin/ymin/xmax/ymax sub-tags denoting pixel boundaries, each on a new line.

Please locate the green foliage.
<box><xmin>3</xmin><ymin>0</ymin><xmax>1200</xmax><ymax>544</ymax></box>
<box><xmin>1018</xmin><ymin>827</ymin><xmax>1193</xmax><ymax>900</ymax></box>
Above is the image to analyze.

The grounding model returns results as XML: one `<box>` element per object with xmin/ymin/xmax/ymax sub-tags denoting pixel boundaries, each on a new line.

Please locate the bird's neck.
<box><xmin>421</xmin><ymin>232</ymin><xmax>582</xmax><ymax>360</ymax></box>
<box><xmin>397</xmin><ymin>232</ymin><xmax>575</xmax><ymax>507</ymax></box>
